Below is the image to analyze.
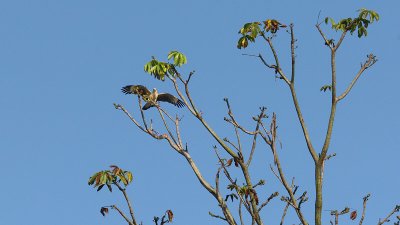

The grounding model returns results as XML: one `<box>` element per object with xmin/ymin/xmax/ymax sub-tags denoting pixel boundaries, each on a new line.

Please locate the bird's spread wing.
<box><xmin>157</xmin><ymin>93</ymin><xmax>185</xmax><ymax>108</ymax></box>
<box><xmin>121</xmin><ymin>85</ymin><xmax>151</xmax><ymax>96</ymax></box>
<box><xmin>142</xmin><ymin>102</ymin><xmax>156</xmax><ymax>110</ymax></box>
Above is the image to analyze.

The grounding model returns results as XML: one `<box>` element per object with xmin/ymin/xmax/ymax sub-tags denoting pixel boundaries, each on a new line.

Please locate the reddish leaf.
<box><xmin>110</xmin><ymin>165</ymin><xmax>122</xmax><ymax>175</ymax></box>
<box><xmin>110</xmin><ymin>165</ymin><xmax>118</xmax><ymax>169</ymax></box>
<box><xmin>226</xmin><ymin>158</ymin><xmax>233</xmax><ymax>167</ymax></box>
<box><xmin>166</xmin><ymin>210</ymin><xmax>174</xmax><ymax>222</ymax></box>
<box><xmin>100</xmin><ymin>207</ymin><xmax>109</xmax><ymax>216</ymax></box>
<box><xmin>95</xmin><ymin>174</ymin><xmax>101</xmax><ymax>186</ymax></box>
<box><xmin>350</xmin><ymin>210</ymin><xmax>357</xmax><ymax>220</ymax></box>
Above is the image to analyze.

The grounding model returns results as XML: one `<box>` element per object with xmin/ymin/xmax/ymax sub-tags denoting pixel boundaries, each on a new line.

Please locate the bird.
<box><xmin>121</xmin><ymin>85</ymin><xmax>185</xmax><ymax>110</ymax></box>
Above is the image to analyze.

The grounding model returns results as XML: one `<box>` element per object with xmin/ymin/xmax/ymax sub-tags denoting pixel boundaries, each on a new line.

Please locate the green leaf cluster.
<box><xmin>325</xmin><ymin>9</ymin><xmax>379</xmax><ymax>38</ymax></box>
<box><xmin>144</xmin><ymin>51</ymin><xmax>187</xmax><ymax>81</ymax></box>
<box><xmin>237</xmin><ymin>22</ymin><xmax>261</xmax><ymax>49</ymax></box>
<box><xmin>88</xmin><ymin>165</ymin><xmax>133</xmax><ymax>192</ymax></box>
<box><xmin>168</xmin><ymin>51</ymin><xmax>187</xmax><ymax>67</ymax></box>
<box><xmin>237</xmin><ymin>19</ymin><xmax>286</xmax><ymax>49</ymax></box>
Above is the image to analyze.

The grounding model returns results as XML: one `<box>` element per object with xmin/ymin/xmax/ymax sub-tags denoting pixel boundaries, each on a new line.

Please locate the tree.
<box><xmin>89</xmin><ymin>8</ymin><xmax>400</xmax><ymax>225</ymax></box>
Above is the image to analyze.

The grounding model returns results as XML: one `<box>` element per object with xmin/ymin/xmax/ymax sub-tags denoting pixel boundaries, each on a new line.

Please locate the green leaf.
<box><xmin>144</xmin><ymin>59</ymin><xmax>158</xmax><ymax>74</ymax></box>
<box><xmin>125</xmin><ymin>171</ymin><xmax>133</xmax><ymax>184</ymax></box>
<box><xmin>100</xmin><ymin>172</ymin><xmax>107</xmax><ymax>185</ymax></box>
<box><xmin>118</xmin><ymin>174</ymin><xmax>128</xmax><ymax>186</ymax></box>
<box><xmin>320</xmin><ymin>85</ymin><xmax>332</xmax><ymax>92</ymax></box>
<box><xmin>330</xmin><ymin>17</ymin><xmax>335</xmax><ymax>25</ymax></box>
<box><xmin>325</xmin><ymin>9</ymin><xmax>378</xmax><ymax>37</ymax></box>
<box><xmin>168</xmin><ymin>51</ymin><xmax>187</xmax><ymax>67</ymax></box>
<box><xmin>144</xmin><ymin>58</ymin><xmax>170</xmax><ymax>81</ymax></box>
<box><xmin>246</xmin><ymin>35</ymin><xmax>255</xmax><ymax>42</ymax></box>
<box><xmin>88</xmin><ymin>172</ymin><xmax>100</xmax><ymax>185</ymax></box>
<box><xmin>237</xmin><ymin>36</ymin><xmax>248</xmax><ymax>49</ymax></box>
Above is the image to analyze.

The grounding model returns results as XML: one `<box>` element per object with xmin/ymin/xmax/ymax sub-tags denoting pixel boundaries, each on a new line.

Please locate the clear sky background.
<box><xmin>1</xmin><ymin>0</ymin><xmax>399</xmax><ymax>225</ymax></box>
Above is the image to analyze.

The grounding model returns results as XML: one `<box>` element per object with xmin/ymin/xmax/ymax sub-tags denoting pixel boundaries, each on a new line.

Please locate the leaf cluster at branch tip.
<box><xmin>324</xmin><ymin>8</ymin><xmax>379</xmax><ymax>38</ymax></box>
<box><xmin>88</xmin><ymin>165</ymin><xmax>133</xmax><ymax>192</ymax></box>
<box><xmin>237</xmin><ymin>19</ymin><xmax>287</xmax><ymax>49</ymax></box>
<box><xmin>144</xmin><ymin>51</ymin><xmax>187</xmax><ymax>81</ymax></box>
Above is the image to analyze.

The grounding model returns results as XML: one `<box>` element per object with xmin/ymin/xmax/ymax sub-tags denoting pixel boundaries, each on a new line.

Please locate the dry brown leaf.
<box><xmin>350</xmin><ymin>210</ymin><xmax>357</xmax><ymax>220</ymax></box>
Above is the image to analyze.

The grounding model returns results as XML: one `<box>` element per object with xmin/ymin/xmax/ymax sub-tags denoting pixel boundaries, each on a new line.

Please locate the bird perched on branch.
<box><xmin>121</xmin><ymin>85</ymin><xmax>185</xmax><ymax>110</ymax></box>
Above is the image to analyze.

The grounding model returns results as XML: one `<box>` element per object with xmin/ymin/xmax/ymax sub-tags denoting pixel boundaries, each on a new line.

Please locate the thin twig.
<box><xmin>378</xmin><ymin>205</ymin><xmax>400</xmax><ymax>225</ymax></box>
<box><xmin>112</xmin><ymin>205</ymin><xmax>134</xmax><ymax>225</ymax></box>
<box><xmin>261</xmin><ymin>34</ymin><xmax>290</xmax><ymax>84</ymax></box>
<box><xmin>224</xmin><ymin>137</ymin><xmax>240</xmax><ymax>151</ymax></box>
<box><xmin>258</xmin><ymin>192</ymin><xmax>279</xmax><ymax>212</ymax></box>
<box><xmin>280</xmin><ymin>203</ymin><xmax>290</xmax><ymax>225</ymax></box>
<box><xmin>209</xmin><ymin>211</ymin><xmax>227</xmax><ymax>221</ymax></box>
<box><xmin>114</xmin><ymin>182</ymin><xmax>138</xmax><ymax>225</ymax></box>
<box><xmin>359</xmin><ymin>194</ymin><xmax>370</xmax><ymax>225</ymax></box>
<box><xmin>138</xmin><ymin>97</ymin><xmax>149</xmax><ymax>130</ymax></box>
<box><xmin>214</xmin><ymin>148</ymin><xmax>253</xmax><ymax>215</ymax></box>
<box><xmin>234</xmin><ymin>125</ymin><xmax>243</xmax><ymax>153</ymax></box>
<box><xmin>247</xmin><ymin>107</ymin><xmax>266</xmax><ymax>166</ymax></box>
<box><xmin>261</xmin><ymin>114</ymin><xmax>308</xmax><ymax>225</ymax></box>
<box><xmin>114</xmin><ymin>103</ymin><xmax>147</xmax><ymax>133</ymax></box>
<box><xmin>174</xmin><ymin>115</ymin><xmax>183</xmax><ymax>148</ymax></box>
<box><xmin>337</xmin><ymin>54</ymin><xmax>377</xmax><ymax>101</ymax></box>
<box><xmin>215</xmin><ymin>166</ymin><xmax>222</xmax><ymax>195</ymax></box>
<box><xmin>290</xmin><ymin>23</ymin><xmax>296</xmax><ymax>83</ymax></box>
<box><xmin>315</xmin><ymin>24</ymin><xmax>333</xmax><ymax>50</ymax></box>
<box><xmin>334</xmin><ymin>31</ymin><xmax>347</xmax><ymax>50</ymax></box>
<box><xmin>239</xmin><ymin>200</ymin><xmax>245</xmax><ymax>225</ymax></box>
<box><xmin>157</xmin><ymin>106</ymin><xmax>179</xmax><ymax>146</ymax></box>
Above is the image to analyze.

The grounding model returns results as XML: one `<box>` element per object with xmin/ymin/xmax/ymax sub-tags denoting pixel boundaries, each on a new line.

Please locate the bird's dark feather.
<box><xmin>142</xmin><ymin>102</ymin><xmax>155</xmax><ymax>110</ymax></box>
<box><xmin>121</xmin><ymin>85</ymin><xmax>151</xmax><ymax>96</ymax></box>
<box><xmin>157</xmin><ymin>93</ymin><xmax>185</xmax><ymax>108</ymax></box>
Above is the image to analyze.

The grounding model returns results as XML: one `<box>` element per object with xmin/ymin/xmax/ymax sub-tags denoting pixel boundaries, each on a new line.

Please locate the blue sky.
<box><xmin>0</xmin><ymin>0</ymin><xmax>399</xmax><ymax>224</ymax></box>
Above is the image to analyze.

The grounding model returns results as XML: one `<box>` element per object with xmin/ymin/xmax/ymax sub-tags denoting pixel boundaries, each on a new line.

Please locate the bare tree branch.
<box><xmin>259</xmin><ymin>114</ymin><xmax>308</xmax><ymax>225</ymax></box>
<box><xmin>280</xmin><ymin>202</ymin><xmax>290</xmax><ymax>225</ymax></box>
<box><xmin>223</xmin><ymin>137</ymin><xmax>240</xmax><ymax>152</ymax></box>
<box><xmin>239</xmin><ymin>200</ymin><xmax>245</xmax><ymax>225</ymax></box>
<box><xmin>115</xmin><ymin>103</ymin><xmax>238</xmax><ymax>225</ymax></box>
<box><xmin>378</xmin><ymin>205</ymin><xmax>400</xmax><ymax>225</ymax></box>
<box><xmin>290</xmin><ymin>23</ymin><xmax>296</xmax><ymax>83</ymax></box>
<box><xmin>114</xmin><ymin>182</ymin><xmax>138</xmax><ymax>225</ymax></box>
<box><xmin>214</xmin><ymin>148</ymin><xmax>253</xmax><ymax>216</ymax></box>
<box><xmin>337</xmin><ymin>54</ymin><xmax>377</xmax><ymax>101</ymax></box>
<box><xmin>260</xmin><ymin>33</ymin><xmax>290</xmax><ymax>84</ymax></box>
<box><xmin>330</xmin><ymin>207</ymin><xmax>350</xmax><ymax>225</ymax></box>
<box><xmin>209</xmin><ymin>211</ymin><xmax>227</xmax><ymax>221</ymax></box>
<box><xmin>174</xmin><ymin>115</ymin><xmax>184</xmax><ymax>148</ymax></box>
<box><xmin>359</xmin><ymin>194</ymin><xmax>370</xmax><ymax>225</ymax></box>
<box><xmin>334</xmin><ymin>31</ymin><xmax>347</xmax><ymax>51</ymax></box>
<box><xmin>258</xmin><ymin>27</ymin><xmax>319</xmax><ymax>163</ymax></box>
<box><xmin>258</xmin><ymin>192</ymin><xmax>279</xmax><ymax>212</ymax></box>
<box><xmin>156</xmin><ymin>106</ymin><xmax>179</xmax><ymax>147</ymax></box>
<box><xmin>315</xmin><ymin>23</ymin><xmax>333</xmax><ymax>50</ymax></box>
<box><xmin>112</xmin><ymin>204</ymin><xmax>134</xmax><ymax>225</ymax></box>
